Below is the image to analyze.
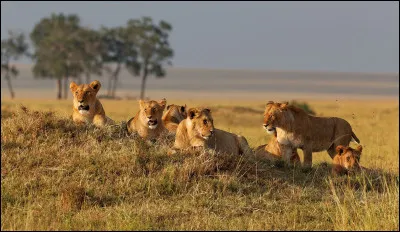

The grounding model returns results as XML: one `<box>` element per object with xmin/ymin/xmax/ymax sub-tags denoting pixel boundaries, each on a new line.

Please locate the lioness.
<box><xmin>263</xmin><ymin>101</ymin><xmax>360</xmax><ymax>168</ymax></box>
<box><xmin>70</xmin><ymin>80</ymin><xmax>114</xmax><ymax>127</ymax></box>
<box><xmin>172</xmin><ymin>107</ymin><xmax>252</xmax><ymax>156</ymax></box>
<box><xmin>162</xmin><ymin>104</ymin><xmax>187</xmax><ymax>133</ymax></box>
<box><xmin>255</xmin><ymin>129</ymin><xmax>301</xmax><ymax>165</ymax></box>
<box><xmin>126</xmin><ymin>98</ymin><xmax>168</xmax><ymax>140</ymax></box>
<box><xmin>332</xmin><ymin>145</ymin><xmax>362</xmax><ymax>176</ymax></box>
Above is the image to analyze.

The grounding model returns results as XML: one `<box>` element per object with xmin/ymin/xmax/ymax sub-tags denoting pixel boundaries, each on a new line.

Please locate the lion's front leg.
<box><xmin>302</xmin><ymin>147</ymin><xmax>313</xmax><ymax>169</ymax></box>
<box><xmin>93</xmin><ymin>114</ymin><xmax>107</xmax><ymax>128</ymax></box>
<box><xmin>280</xmin><ymin>143</ymin><xmax>294</xmax><ymax>165</ymax></box>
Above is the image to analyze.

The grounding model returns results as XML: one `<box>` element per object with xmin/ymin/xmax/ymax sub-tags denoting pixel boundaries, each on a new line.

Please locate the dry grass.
<box><xmin>1</xmin><ymin>98</ymin><xmax>399</xmax><ymax>230</ymax></box>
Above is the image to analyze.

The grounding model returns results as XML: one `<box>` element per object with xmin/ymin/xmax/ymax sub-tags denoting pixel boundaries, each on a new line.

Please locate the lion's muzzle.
<box><xmin>148</xmin><ymin>119</ymin><xmax>158</xmax><ymax>129</ymax></box>
<box><xmin>263</xmin><ymin>124</ymin><xmax>276</xmax><ymax>134</ymax></box>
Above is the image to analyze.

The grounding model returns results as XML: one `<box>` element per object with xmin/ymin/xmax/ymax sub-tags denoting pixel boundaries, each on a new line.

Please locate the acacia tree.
<box><xmin>79</xmin><ymin>27</ymin><xmax>104</xmax><ymax>84</ymax></box>
<box><xmin>100</xmin><ymin>26</ymin><xmax>137</xmax><ymax>98</ymax></box>
<box><xmin>124</xmin><ymin>17</ymin><xmax>174</xmax><ymax>99</ymax></box>
<box><xmin>30</xmin><ymin>13</ymin><xmax>84</xmax><ymax>99</ymax></box>
<box><xmin>1</xmin><ymin>31</ymin><xmax>29</xmax><ymax>99</ymax></box>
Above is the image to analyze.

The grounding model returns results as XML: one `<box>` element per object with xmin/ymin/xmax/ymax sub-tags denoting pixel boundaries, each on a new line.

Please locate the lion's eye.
<box><xmin>75</xmin><ymin>91</ymin><xmax>78</xmax><ymax>94</ymax></box>
<box><xmin>346</xmin><ymin>157</ymin><xmax>351</xmax><ymax>162</ymax></box>
<box><xmin>203</xmin><ymin>119</ymin><xmax>207</xmax><ymax>125</ymax></box>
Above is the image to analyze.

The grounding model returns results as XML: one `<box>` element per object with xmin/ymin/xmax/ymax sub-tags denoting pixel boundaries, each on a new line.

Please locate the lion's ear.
<box><xmin>266</xmin><ymin>101</ymin><xmax>274</xmax><ymax>107</ymax></box>
<box><xmin>188</xmin><ymin>108</ymin><xmax>198</xmax><ymax>119</ymax></box>
<box><xmin>336</xmin><ymin>145</ymin><xmax>346</xmax><ymax>155</ymax></box>
<box><xmin>356</xmin><ymin>145</ymin><xmax>363</xmax><ymax>153</ymax></box>
<box><xmin>138</xmin><ymin>100</ymin><xmax>145</xmax><ymax>110</ymax></box>
<box><xmin>167</xmin><ymin>105</ymin><xmax>171</xmax><ymax>110</ymax></box>
<box><xmin>70</xmin><ymin>81</ymin><xmax>78</xmax><ymax>92</ymax></box>
<box><xmin>89</xmin><ymin>80</ymin><xmax>101</xmax><ymax>92</ymax></box>
<box><xmin>280</xmin><ymin>101</ymin><xmax>289</xmax><ymax>108</ymax></box>
<box><xmin>181</xmin><ymin>105</ymin><xmax>186</xmax><ymax>113</ymax></box>
<box><xmin>159</xmin><ymin>98</ymin><xmax>167</xmax><ymax>110</ymax></box>
<box><xmin>204</xmin><ymin>108</ymin><xmax>211</xmax><ymax>113</ymax></box>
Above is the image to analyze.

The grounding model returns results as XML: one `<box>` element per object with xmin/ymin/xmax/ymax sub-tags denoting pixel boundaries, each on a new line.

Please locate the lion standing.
<box><xmin>263</xmin><ymin>101</ymin><xmax>360</xmax><ymax>168</ymax></box>
<box><xmin>172</xmin><ymin>107</ymin><xmax>252</xmax><ymax>156</ymax></box>
<box><xmin>70</xmin><ymin>80</ymin><xmax>114</xmax><ymax>127</ymax></box>
<box><xmin>126</xmin><ymin>99</ymin><xmax>168</xmax><ymax>140</ymax></box>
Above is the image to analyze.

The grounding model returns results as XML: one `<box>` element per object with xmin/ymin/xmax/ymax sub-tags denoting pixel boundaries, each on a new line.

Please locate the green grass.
<box><xmin>1</xmin><ymin>99</ymin><xmax>399</xmax><ymax>230</ymax></box>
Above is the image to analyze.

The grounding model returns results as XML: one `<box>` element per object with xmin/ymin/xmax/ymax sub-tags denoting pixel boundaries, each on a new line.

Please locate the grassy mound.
<box><xmin>1</xmin><ymin>106</ymin><xmax>398</xmax><ymax>230</ymax></box>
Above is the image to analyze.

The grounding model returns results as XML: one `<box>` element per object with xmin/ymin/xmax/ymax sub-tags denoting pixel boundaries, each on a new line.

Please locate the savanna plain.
<box><xmin>1</xmin><ymin>96</ymin><xmax>399</xmax><ymax>231</ymax></box>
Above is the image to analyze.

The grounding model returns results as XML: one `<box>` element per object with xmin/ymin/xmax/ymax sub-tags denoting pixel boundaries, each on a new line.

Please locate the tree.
<box><xmin>79</xmin><ymin>27</ymin><xmax>104</xmax><ymax>84</ymax></box>
<box><xmin>30</xmin><ymin>13</ymin><xmax>85</xmax><ymax>99</ymax></box>
<box><xmin>1</xmin><ymin>30</ymin><xmax>29</xmax><ymax>99</ymax></box>
<box><xmin>124</xmin><ymin>17</ymin><xmax>174</xmax><ymax>99</ymax></box>
<box><xmin>100</xmin><ymin>26</ymin><xmax>137</xmax><ymax>98</ymax></box>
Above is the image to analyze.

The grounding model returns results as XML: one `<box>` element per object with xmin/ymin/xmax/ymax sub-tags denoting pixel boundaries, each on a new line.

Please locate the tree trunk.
<box><xmin>63</xmin><ymin>76</ymin><xmax>69</xmax><ymax>99</ymax></box>
<box><xmin>140</xmin><ymin>72</ymin><xmax>147</xmax><ymax>100</ymax></box>
<box><xmin>108</xmin><ymin>63</ymin><xmax>121</xmax><ymax>98</ymax></box>
<box><xmin>5</xmin><ymin>73</ymin><xmax>15</xmax><ymax>99</ymax></box>
<box><xmin>56</xmin><ymin>78</ymin><xmax>62</xmax><ymax>100</ymax></box>
<box><xmin>86</xmin><ymin>73</ymin><xmax>90</xmax><ymax>84</ymax></box>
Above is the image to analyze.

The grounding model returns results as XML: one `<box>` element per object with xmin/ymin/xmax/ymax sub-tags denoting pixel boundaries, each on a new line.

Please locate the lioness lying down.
<box><xmin>332</xmin><ymin>145</ymin><xmax>363</xmax><ymax>176</ymax></box>
<box><xmin>171</xmin><ymin>107</ymin><xmax>252</xmax><ymax>156</ymax></box>
<box><xmin>126</xmin><ymin>98</ymin><xmax>168</xmax><ymax>140</ymax></box>
<box><xmin>255</xmin><ymin>129</ymin><xmax>300</xmax><ymax>165</ymax></box>
<box><xmin>162</xmin><ymin>104</ymin><xmax>187</xmax><ymax>133</ymax></box>
<box><xmin>263</xmin><ymin>101</ymin><xmax>360</xmax><ymax>168</ymax></box>
<box><xmin>70</xmin><ymin>80</ymin><xmax>114</xmax><ymax>127</ymax></box>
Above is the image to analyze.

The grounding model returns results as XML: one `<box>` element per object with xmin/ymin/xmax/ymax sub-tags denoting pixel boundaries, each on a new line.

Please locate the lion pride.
<box><xmin>126</xmin><ymin>98</ymin><xmax>168</xmax><ymax>140</ymax></box>
<box><xmin>70</xmin><ymin>80</ymin><xmax>114</xmax><ymax>127</ymax></box>
<box><xmin>162</xmin><ymin>104</ymin><xmax>187</xmax><ymax>133</ymax></box>
<box><xmin>172</xmin><ymin>107</ymin><xmax>252</xmax><ymax>156</ymax></box>
<box><xmin>263</xmin><ymin>101</ymin><xmax>360</xmax><ymax>168</ymax></box>
<box><xmin>332</xmin><ymin>145</ymin><xmax>363</xmax><ymax>175</ymax></box>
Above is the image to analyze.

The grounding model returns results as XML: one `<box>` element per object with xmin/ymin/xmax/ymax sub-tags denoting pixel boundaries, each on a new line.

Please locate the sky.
<box><xmin>1</xmin><ymin>1</ymin><xmax>399</xmax><ymax>73</ymax></box>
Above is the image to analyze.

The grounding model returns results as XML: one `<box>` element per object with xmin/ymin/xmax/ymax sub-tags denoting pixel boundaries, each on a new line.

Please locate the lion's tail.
<box><xmin>351</xmin><ymin>131</ymin><xmax>360</xmax><ymax>144</ymax></box>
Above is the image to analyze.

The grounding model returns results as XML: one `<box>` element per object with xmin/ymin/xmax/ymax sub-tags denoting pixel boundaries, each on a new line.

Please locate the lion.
<box><xmin>171</xmin><ymin>107</ymin><xmax>252</xmax><ymax>156</ymax></box>
<box><xmin>126</xmin><ymin>98</ymin><xmax>168</xmax><ymax>140</ymax></box>
<box><xmin>263</xmin><ymin>101</ymin><xmax>360</xmax><ymax>168</ymax></box>
<box><xmin>332</xmin><ymin>145</ymin><xmax>363</xmax><ymax>176</ymax></box>
<box><xmin>162</xmin><ymin>104</ymin><xmax>187</xmax><ymax>133</ymax></box>
<box><xmin>70</xmin><ymin>80</ymin><xmax>114</xmax><ymax>127</ymax></box>
<box><xmin>254</xmin><ymin>129</ymin><xmax>301</xmax><ymax>165</ymax></box>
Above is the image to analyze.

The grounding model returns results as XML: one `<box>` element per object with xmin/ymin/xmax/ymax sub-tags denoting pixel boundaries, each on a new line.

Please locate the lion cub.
<box><xmin>332</xmin><ymin>145</ymin><xmax>363</xmax><ymax>176</ymax></box>
<box><xmin>162</xmin><ymin>104</ymin><xmax>187</xmax><ymax>133</ymax></box>
<box><xmin>127</xmin><ymin>98</ymin><xmax>168</xmax><ymax>140</ymax></box>
<box><xmin>172</xmin><ymin>107</ymin><xmax>252</xmax><ymax>156</ymax></box>
<box><xmin>70</xmin><ymin>80</ymin><xmax>114</xmax><ymax>127</ymax></box>
<box><xmin>255</xmin><ymin>129</ymin><xmax>301</xmax><ymax>165</ymax></box>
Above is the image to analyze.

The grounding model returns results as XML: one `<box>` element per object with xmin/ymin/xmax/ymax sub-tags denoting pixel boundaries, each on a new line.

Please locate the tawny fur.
<box><xmin>126</xmin><ymin>98</ymin><xmax>168</xmax><ymax>140</ymax></box>
<box><xmin>171</xmin><ymin>107</ymin><xmax>252</xmax><ymax>156</ymax></box>
<box><xmin>254</xmin><ymin>130</ymin><xmax>301</xmax><ymax>165</ymax></box>
<box><xmin>70</xmin><ymin>80</ymin><xmax>114</xmax><ymax>127</ymax></box>
<box><xmin>162</xmin><ymin>104</ymin><xmax>187</xmax><ymax>133</ymax></box>
<box><xmin>332</xmin><ymin>145</ymin><xmax>363</xmax><ymax>176</ymax></box>
<box><xmin>263</xmin><ymin>101</ymin><xmax>360</xmax><ymax>168</ymax></box>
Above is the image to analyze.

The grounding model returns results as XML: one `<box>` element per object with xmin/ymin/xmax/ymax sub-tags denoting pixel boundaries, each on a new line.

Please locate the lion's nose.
<box><xmin>210</xmin><ymin>130</ymin><xmax>214</xmax><ymax>135</ymax></box>
<box><xmin>147</xmin><ymin>116</ymin><xmax>152</xmax><ymax>119</ymax></box>
<box><xmin>79</xmin><ymin>100</ymin><xmax>84</xmax><ymax>103</ymax></box>
<box><xmin>263</xmin><ymin>124</ymin><xmax>268</xmax><ymax>128</ymax></box>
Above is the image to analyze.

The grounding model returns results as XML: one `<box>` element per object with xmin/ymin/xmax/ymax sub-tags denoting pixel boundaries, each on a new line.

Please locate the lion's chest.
<box><xmin>276</xmin><ymin>128</ymin><xmax>302</xmax><ymax>147</ymax></box>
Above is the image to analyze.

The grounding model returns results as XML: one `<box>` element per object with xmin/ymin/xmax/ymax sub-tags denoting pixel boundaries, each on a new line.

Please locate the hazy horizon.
<box><xmin>1</xmin><ymin>1</ymin><xmax>399</xmax><ymax>73</ymax></box>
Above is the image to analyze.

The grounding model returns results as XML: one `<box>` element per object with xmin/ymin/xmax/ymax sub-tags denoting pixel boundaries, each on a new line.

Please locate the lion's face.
<box><xmin>187</xmin><ymin>107</ymin><xmax>215</xmax><ymax>140</ymax></box>
<box><xmin>335</xmin><ymin>145</ymin><xmax>363</xmax><ymax>171</ymax></box>
<box><xmin>70</xmin><ymin>80</ymin><xmax>101</xmax><ymax>115</ymax></box>
<box><xmin>263</xmin><ymin>101</ymin><xmax>290</xmax><ymax>134</ymax></box>
<box><xmin>139</xmin><ymin>99</ymin><xmax>167</xmax><ymax>129</ymax></box>
<box><xmin>165</xmin><ymin>104</ymin><xmax>187</xmax><ymax>121</ymax></box>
